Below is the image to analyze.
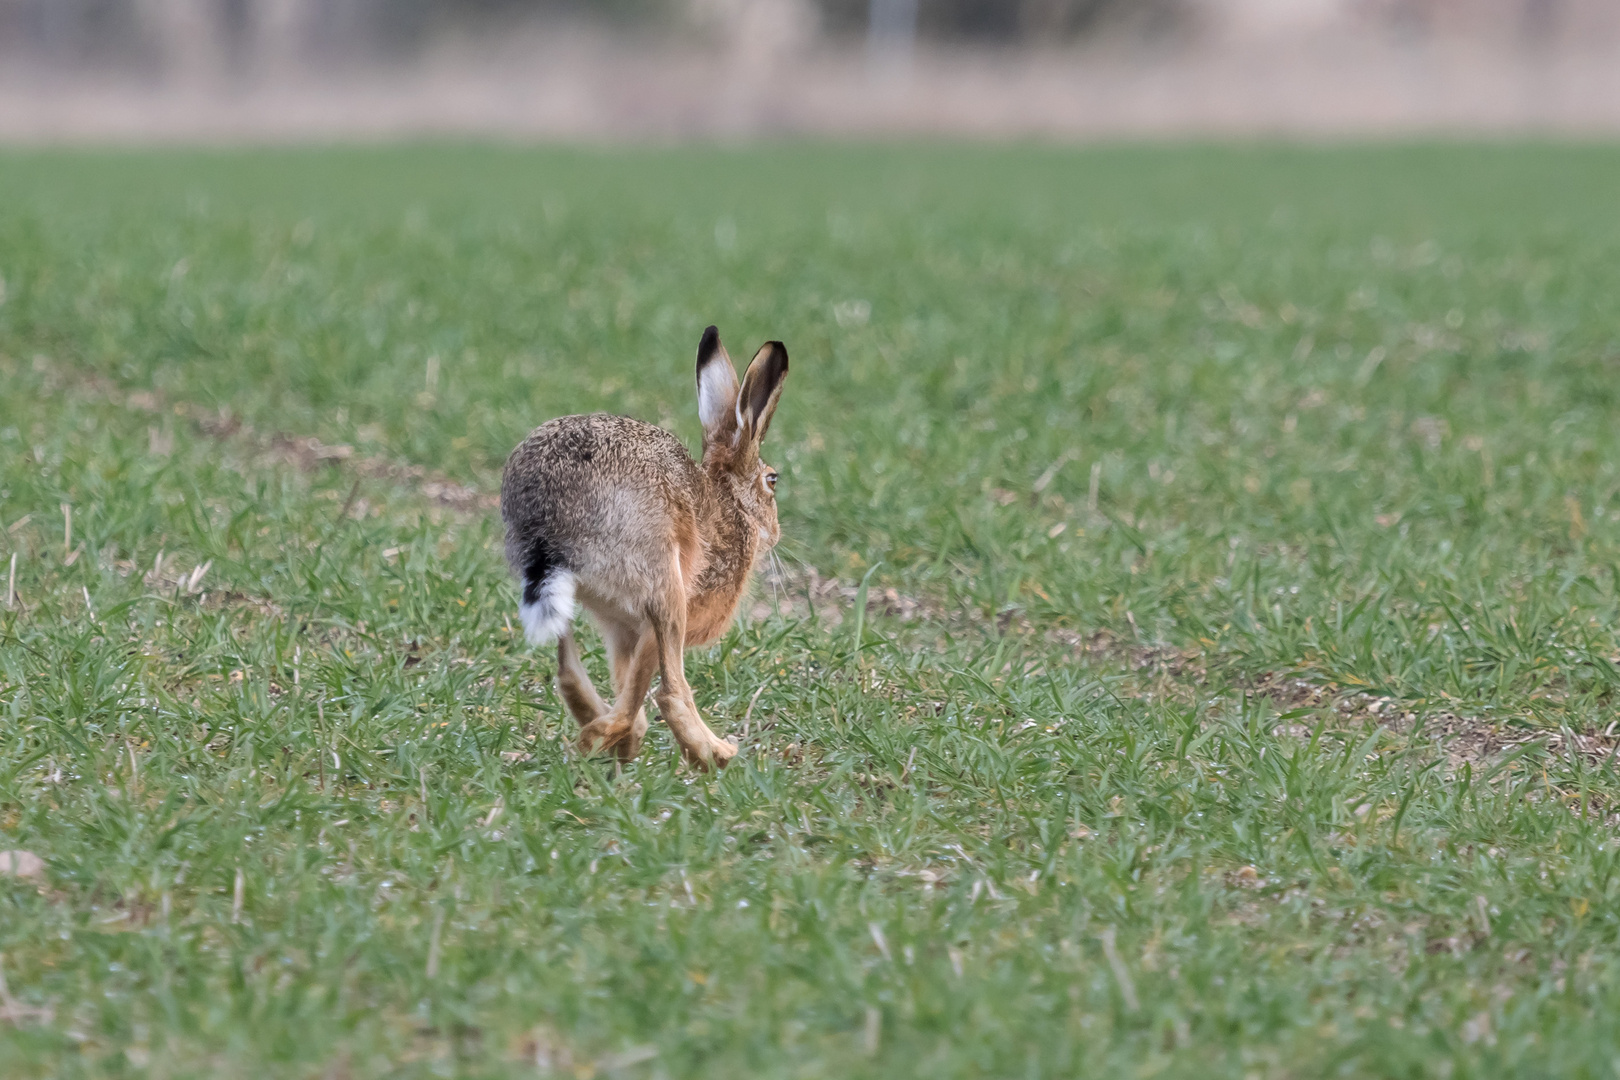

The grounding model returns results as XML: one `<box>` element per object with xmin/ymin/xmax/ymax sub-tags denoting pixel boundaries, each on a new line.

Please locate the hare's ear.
<box><xmin>695</xmin><ymin>325</ymin><xmax>740</xmax><ymax>444</ymax></box>
<box><xmin>737</xmin><ymin>341</ymin><xmax>789</xmax><ymax>446</ymax></box>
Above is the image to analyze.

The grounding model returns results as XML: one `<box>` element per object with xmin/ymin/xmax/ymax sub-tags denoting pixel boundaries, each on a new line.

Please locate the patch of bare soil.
<box><xmin>52</xmin><ymin>369</ymin><xmax>494</xmax><ymax>514</ymax></box>
<box><xmin>1240</xmin><ymin>671</ymin><xmax>1620</xmax><ymax>776</ymax></box>
<box><xmin>1365</xmin><ymin>698</ymin><xmax>1620</xmax><ymax>772</ymax></box>
<box><xmin>181</xmin><ymin>405</ymin><xmax>493</xmax><ymax>514</ymax></box>
<box><xmin>1047</xmin><ymin>626</ymin><xmax>1202</xmax><ymax>677</ymax></box>
<box><xmin>748</xmin><ymin>562</ymin><xmax>937</xmax><ymax>627</ymax></box>
<box><xmin>742</xmin><ymin>565</ymin><xmax>1619</xmax><ymax>776</ymax></box>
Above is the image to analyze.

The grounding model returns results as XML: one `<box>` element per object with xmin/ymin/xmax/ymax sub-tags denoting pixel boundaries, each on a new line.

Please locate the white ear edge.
<box><xmin>699</xmin><ymin>361</ymin><xmax>738</xmax><ymax>432</ymax></box>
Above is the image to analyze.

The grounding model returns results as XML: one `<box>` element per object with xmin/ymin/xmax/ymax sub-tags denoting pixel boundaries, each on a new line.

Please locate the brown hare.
<box><xmin>500</xmin><ymin>326</ymin><xmax>789</xmax><ymax>769</ymax></box>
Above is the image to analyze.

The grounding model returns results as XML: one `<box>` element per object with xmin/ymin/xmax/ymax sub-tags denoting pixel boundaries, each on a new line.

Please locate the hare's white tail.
<box><xmin>519</xmin><ymin>568</ymin><xmax>576</xmax><ymax>645</ymax></box>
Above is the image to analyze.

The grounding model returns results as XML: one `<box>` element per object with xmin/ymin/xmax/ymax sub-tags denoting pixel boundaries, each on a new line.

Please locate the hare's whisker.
<box><xmin>769</xmin><ymin>550</ymin><xmax>785</xmax><ymax>610</ymax></box>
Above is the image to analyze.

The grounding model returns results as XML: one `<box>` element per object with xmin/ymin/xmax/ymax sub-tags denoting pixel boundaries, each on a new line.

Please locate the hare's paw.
<box><xmin>578</xmin><ymin>715</ymin><xmax>642</xmax><ymax>762</ymax></box>
<box><xmin>683</xmin><ymin>733</ymin><xmax>738</xmax><ymax>772</ymax></box>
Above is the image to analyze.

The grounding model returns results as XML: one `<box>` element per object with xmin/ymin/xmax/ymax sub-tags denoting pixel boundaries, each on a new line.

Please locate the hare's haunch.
<box><xmin>500</xmin><ymin>326</ymin><xmax>788</xmax><ymax>769</ymax></box>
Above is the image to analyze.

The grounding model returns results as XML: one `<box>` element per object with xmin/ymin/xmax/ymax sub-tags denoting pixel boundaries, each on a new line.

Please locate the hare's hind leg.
<box><xmin>556</xmin><ymin>631</ymin><xmax>608</xmax><ymax>728</ymax></box>
<box><xmin>608</xmin><ymin>624</ymin><xmax>654</xmax><ymax>760</ymax></box>
<box><xmin>577</xmin><ymin>621</ymin><xmax>656</xmax><ymax>762</ymax></box>
<box><xmin>648</xmin><ymin>590</ymin><xmax>737</xmax><ymax>771</ymax></box>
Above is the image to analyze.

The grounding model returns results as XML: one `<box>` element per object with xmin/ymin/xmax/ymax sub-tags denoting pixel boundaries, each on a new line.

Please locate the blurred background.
<box><xmin>1</xmin><ymin>0</ymin><xmax>1617</xmax><ymax>139</ymax></box>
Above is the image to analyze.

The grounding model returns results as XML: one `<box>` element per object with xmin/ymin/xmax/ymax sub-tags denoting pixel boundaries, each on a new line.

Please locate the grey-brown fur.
<box><xmin>499</xmin><ymin>326</ymin><xmax>789</xmax><ymax>769</ymax></box>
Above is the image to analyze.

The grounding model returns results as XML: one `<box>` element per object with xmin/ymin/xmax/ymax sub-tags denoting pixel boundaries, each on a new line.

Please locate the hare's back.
<box><xmin>501</xmin><ymin>413</ymin><xmax>698</xmax><ymax>571</ymax></box>
<box><xmin>503</xmin><ymin>413</ymin><xmax>695</xmax><ymax>497</ymax></box>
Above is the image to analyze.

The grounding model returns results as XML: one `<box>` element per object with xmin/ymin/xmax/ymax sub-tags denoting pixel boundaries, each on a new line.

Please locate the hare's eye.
<box><xmin>764</xmin><ymin>471</ymin><xmax>778</xmax><ymax>493</ymax></box>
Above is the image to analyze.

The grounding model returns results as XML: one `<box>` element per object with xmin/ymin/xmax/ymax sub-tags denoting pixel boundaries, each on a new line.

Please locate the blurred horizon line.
<box><xmin>2</xmin><ymin>0</ymin><xmax>1618</xmax><ymax>143</ymax></box>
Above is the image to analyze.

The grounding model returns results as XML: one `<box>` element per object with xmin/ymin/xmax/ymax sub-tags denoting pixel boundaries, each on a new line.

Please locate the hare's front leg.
<box><xmin>648</xmin><ymin>595</ymin><xmax>737</xmax><ymax>771</ymax></box>
<box><xmin>577</xmin><ymin>622</ymin><xmax>656</xmax><ymax>762</ymax></box>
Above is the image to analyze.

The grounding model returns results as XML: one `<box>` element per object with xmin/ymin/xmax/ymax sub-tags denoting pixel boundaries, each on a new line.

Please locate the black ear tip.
<box><xmin>768</xmin><ymin>341</ymin><xmax>788</xmax><ymax>370</ymax></box>
<box><xmin>696</xmin><ymin>325</ymin><xmax>723</xmax><ymax>375</ymax></box>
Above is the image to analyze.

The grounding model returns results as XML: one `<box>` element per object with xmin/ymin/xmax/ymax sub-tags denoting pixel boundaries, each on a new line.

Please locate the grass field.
<box><xmin>2</xmin><ymin>143</ymin><xmax>1620</xmax><ymax>1078</ymax></box>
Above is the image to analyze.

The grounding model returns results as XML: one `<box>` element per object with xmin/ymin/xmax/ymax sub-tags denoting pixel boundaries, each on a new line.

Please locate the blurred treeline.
<box><xmin>0</xmin><ymin>0</ymin><xmax>1604</xmax><ymax>72</ymax></box>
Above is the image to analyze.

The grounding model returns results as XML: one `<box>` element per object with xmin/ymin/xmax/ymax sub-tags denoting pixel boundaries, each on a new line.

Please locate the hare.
<box><xmin>500</xmin><ymin>326</ymin><xmax>789</xmax><ymax>769</ymax></box>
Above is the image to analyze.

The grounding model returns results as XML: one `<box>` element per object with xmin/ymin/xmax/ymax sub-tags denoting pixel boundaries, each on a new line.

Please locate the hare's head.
<box><xmin>695</xmin><ymin>325</ymin><xmax>789</xmax><ymax>550</ymax></box>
